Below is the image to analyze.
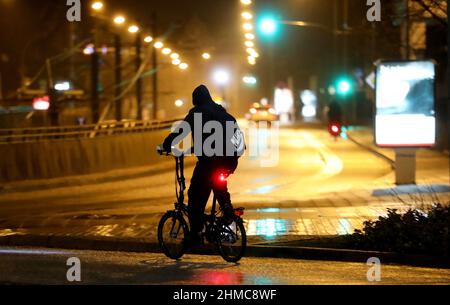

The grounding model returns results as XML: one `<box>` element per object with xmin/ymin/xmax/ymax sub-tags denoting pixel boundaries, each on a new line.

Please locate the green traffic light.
<box><xmin>260</xmin><ymin>18</ymin><xmax>277</xmax><ymax>35</ymax></box>
<box><xmin>257</xmin><ymin>14</ymin><xmax>279</xmax><ymax>37</ymax></box>
<box><xmin>336</xmin><ymin>78</ymin><xmax>352</xmax><ymax>96</ymax></box>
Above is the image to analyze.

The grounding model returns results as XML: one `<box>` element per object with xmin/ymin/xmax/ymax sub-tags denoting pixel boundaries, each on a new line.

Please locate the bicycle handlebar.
<box><xmin>156</xmin><ymin>145</ymin><xmax>186</xmax><ymax>157</ymax></box>
<box><xmin>156</xmin><ymin>145</ymin><xmax>170</xmax><ymax>156</ymax></box>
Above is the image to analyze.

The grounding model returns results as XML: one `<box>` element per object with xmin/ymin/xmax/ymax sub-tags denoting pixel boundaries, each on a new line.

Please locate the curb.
<box><xmin>1</xmin><ymin>234</ymin><xmax>448</xmax><ymax>269</ymax></box>
<box><xmin>346</xmin><ymin>131</ymin><xmax>395</xmax><ymax>169</ymax></box>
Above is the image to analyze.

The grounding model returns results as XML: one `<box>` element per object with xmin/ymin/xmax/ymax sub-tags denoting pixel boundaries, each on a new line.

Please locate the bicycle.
<box><xmin>156</xmin><ymin>146</ymin><xmax>247</xmax><ymax>263</ymax></box>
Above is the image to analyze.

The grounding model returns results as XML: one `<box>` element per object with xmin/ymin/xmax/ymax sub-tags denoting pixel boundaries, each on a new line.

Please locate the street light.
<box><xmin>202</xmin><ymin>52</ymin><xmax>211</xmax><ymax>60</ymax></box>
<box><xmin>154</xmin><ymin>41</ymin><xmax>163</xmax><ymax>49</ymax></box>
<box><xmin>213</xmin><ymin>70</ymin><xmax>230</xmax><ymax>86</ymax></box>
<box><xmin>245</xmin><ymin>33</ymin><xmax>255</xmax><ymax>40</ymax></box>
<box><xmin>54</xmin><ymin>81</ymin><xmax>71</xmax><ymax>91</ymax></box>
<box><xmin>213</xmin><ymin>69</ymin><xmax>230</xmax><ymax>107</ymax></box>
<box><xmin>144</xmin><ymin>36</ymin><xmax>153</xmax><ymax>43</ymax></box>
<box><xmin>170</xmin><ymin>53</ymin><xmax>179</xmax><ymax>59</ymax></box>
<box><xmin>128</xmin><ymin>25</ymin><xmax>139</xmax><ymax>33</ymax></box>
<box><xmin>172</xmin><ymin>58</ymin><xmax>181</xmax><ymax>65</ymax></box>
<box><xmin>179</xmin><ymin>63</ymin><xmax>188</xmax><ymax>70</ymax></box>
<box><xmin>83</xmin><ymin>44</ymin><xmax>95</xmax><ymax>55</ymax></box>
<box><xmin>243</xmin><ymin>75</ymin><xmax>257</xmax><ymax>85</ymax></box>
<box><xmin>162</xmin><ymin>48</ymin><xmax>172</xmax><ymax>55</ymax></box>
<box><xmin>175</xmin><ymin>99</ymin><xmax>184</xmax><ymax>107</ymax></box>
<box><xmin>246</xmin><ymin>48</ymin><xmax>259</xmax><ymax>58</ymax></box>
<box><xmin>91</xmin><ymin>1</ymin><xmax>103</xmax><ymax>11</ymax></box>
<box><xmin>240</xmin><ymin>0</ymin><xmax>252</xmax><ymax>5</ymax></box>
<box><xmin>245</xmin><ymin>41</ymin><xmax>254</xmax><ymax>48</ymax></box>
<box><xmin>243</xmin><ymin>23</ymin><xmax>253</xmax><ymax>31</ymax></box>
<box><xmin>241</xmin><ymin>12</ymin><xmax>253</xmax><ymax>20</ymax></box>
<box><xmin>113</xmin><ymin>15</ymin><xmax>126</xmax><ymax>25</ymax></box>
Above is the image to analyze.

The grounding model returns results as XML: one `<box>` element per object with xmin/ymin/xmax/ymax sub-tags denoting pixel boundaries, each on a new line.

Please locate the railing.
<box><xmin>0</xmin><ymin>119</ymin><xmax>181</xmax><ymax>144</ymax></box>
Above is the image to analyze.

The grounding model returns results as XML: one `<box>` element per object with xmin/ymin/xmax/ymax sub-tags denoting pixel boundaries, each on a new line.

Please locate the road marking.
<box><xmin>0</xmin><ymin>248</ymin><xmax>69</xmax><ymax>255</ymax></box>
<box><xmin>301</xmin><ymin>132</ymin><xmax>343</xmax><ymax>179</ymax></box>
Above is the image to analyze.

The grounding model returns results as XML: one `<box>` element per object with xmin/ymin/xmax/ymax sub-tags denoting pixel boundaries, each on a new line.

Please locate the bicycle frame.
<box><xmin>173</xmin><ymin>154</ymin><xmax>219</xmax><ymax>224</ymax></box>
<box><xmin>174</xmin><ymin>155</ymin><xmax>186</xmax><ymax>206</ymax></box>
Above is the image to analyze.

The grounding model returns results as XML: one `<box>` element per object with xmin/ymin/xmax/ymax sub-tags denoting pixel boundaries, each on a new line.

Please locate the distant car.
<box><xmin>245</xmin><ymin>103</ymin><xmax>279</xmax><ymax>123</ymax></box>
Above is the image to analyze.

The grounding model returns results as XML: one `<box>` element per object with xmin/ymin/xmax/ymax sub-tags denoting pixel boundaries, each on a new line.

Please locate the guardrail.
<box><xmin>0</xmin><ymin>119</ymin><xmax>181</xmax><ymax>144</ymax></box>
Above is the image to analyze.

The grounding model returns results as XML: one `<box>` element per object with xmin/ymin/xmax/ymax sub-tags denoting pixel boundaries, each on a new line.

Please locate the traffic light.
<box><xmin>260</xmin><ymin>18</ymin><xmax>277</xmax><ymax>35</ymax></box>
<box><xmin>257</xmin><ymin>15</ymin><xmax>279</xmax><ymax>37</ymax></box>
<box><xmin>335</xmin><ymin>77</ymin><xmax>353</xmax><ymax>96</ymax></box>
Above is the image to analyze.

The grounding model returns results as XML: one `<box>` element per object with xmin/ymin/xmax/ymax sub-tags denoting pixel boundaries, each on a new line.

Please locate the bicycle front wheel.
<box><xmin>158</xmin><ymin>211</ymin><xmax>189</xmax><ymax>260</ymax></box>
<box><xmin>217</xmin><ymin>219</ymin><xmax>247</xmax><ymax>263</ymax></box>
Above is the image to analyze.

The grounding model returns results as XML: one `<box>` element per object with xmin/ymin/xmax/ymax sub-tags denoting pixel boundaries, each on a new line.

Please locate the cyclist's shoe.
<box><xmin>186</xmin><ymin>232</ymin><xmax>204</xmax><ymax>248</ymax></box>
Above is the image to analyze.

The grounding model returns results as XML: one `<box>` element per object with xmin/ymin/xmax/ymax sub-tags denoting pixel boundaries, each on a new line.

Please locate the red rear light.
<box><xmin>234</xmin><ymin>210</ymin><xmax>244</xmax><ymax>217</ymax></box>
<box><xmin>329</xmin><ymin>122</ymin><xmax>341</xmax><ymax>136</ymax></box>
<box><xmin>215</xmin><ymin>172</ymin><xmax>229</xmax><ymax>184</ymax></box>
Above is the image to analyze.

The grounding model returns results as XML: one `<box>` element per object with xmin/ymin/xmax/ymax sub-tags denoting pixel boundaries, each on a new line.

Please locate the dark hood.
<box><xmin>192</xmin><ymin>85</ymin><xmax>214</xmax><ymax>106</ymax></box>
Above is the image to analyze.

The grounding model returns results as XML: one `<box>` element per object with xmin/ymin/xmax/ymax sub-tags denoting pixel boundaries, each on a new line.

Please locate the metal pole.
<box><xmin>333</xmin><ymin>0</ymin><xmax>338</xmax><ymax>76</ymax></box>
<box><xmin>69</xmin><ymin>22</ymin><xmax>76</xmax><ymax>81</ymax></box>
<box><xmin>46</xmin><ymin>59</ymin><xmax>59</xmax><ymax>126</ymax></box>
<box><xmin>0</xmin><ymin>72</ymin><xmax>3</xmax><ymax>100</ymax></box>
<box><xmin>114</xmin><ymin>34</ymin><xmax>122</xmax><ymax>121</ymax></box>
<box><xmin>342</xmin><ymin>0</ymin><xmax>348</xmax><ymax>69</ymax></box>
<box><xmin>48</xmin><ymin>88</ymin><xmax>59</xmax><ymax>126</ymax></box>
<box><xmin>91</xmin><ymin>50</ymin><xmax>100</xmax><ymax>123</ymax></box>
<box><xmin>135</xmin><ymin>33</ymin><xmax>142</xmax><ymax>120</ymax></box>
<box><xmin>152</xmin><ymin>12</ymin><xmax>158</xmax><ymax>120</ymax></box>
<box><xmin>406</xmin><ymin>0</ymin><xmax>410</xmax><ymax>59</ymax></box>
<box><xmin>91</xmin><ymin>18</ymin><xmax>100</xmax><ymax>123</ymax></box>
<box><xmin>447</xmin><ymin>0</ymin><xmax>450</xmax><ymax>171</ymax></box>
<box><xmin>269</xmin><ymin>40</ymin><xmax>275</xmax><ymax>104</ymax></box>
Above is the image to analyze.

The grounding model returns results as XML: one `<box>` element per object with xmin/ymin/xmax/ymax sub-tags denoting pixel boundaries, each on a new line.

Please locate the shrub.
<box><xmin>347</xmin><ymin>204</ymin><xmax>450</xmax><ymax>257</ymax></box>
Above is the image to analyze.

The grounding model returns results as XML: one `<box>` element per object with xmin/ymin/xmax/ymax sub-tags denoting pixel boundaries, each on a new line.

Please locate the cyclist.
<box><xmin>161</xmin><ymin>85</ymin><xmax>245</xmax><ymax>246</ymax></box>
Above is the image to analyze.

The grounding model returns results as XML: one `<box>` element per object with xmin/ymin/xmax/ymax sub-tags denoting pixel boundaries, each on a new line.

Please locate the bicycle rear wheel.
<box><xmin>217</xmin><ymin>219</ymin><xmax>247</xmax><ymax>263</ymax></box>
<box><xmin>158</xmin><ymin>212</ymin><xmax>189</xmax><ymax>260</ymax></box>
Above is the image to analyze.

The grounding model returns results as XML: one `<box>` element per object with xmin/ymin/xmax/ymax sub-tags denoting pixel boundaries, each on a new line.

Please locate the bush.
<box><xmin>347</xmin><ymin>204</ymin><xmax>450</xmax><ymax>257</ymax></box>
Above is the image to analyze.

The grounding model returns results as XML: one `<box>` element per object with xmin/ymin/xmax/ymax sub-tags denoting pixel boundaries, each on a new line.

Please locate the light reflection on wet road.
<box><xmin>0</xmin><ymin>127</ymin><xmax>448</xmax><ymax>241</ymax></box>
<box><xmin>1</xmin><ymin>247</ymin><xmax>449</xmax><ymax>285</ymax></box>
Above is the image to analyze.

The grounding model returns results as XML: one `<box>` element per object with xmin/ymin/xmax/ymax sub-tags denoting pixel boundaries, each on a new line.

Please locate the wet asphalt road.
<box><xmin>0</xmin><ymin>247</ymin><xmax>449</xmax><ymax>285</ymax></box>
<box><xmin>0</xmin><ymin>127</ymin><xmax>398</xmax><ymax>239</ymax></box>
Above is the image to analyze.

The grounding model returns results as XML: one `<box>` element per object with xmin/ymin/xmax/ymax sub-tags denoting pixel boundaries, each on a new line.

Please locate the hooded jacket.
<box><xmin>163</xmin><ymin>85</ymin><xmax>243</xmax><ymax>163</ymax></box>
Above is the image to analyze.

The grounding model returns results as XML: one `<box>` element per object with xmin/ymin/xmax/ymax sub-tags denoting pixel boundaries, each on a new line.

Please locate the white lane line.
<box><xmin>301</xmin><ymin>132</ymin><xmax>343</xmax><ymax>179</ymax></box>
<box><xmin>0</xmin><ymin>248</ymin><xmax>70</xmax><ymax>255</ymax></box>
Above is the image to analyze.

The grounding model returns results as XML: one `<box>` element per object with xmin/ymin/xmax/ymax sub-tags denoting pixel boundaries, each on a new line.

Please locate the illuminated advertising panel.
<box><xmin>375</xmin><ymin>60</ymin><xmax>436</xmax><ymax>147</ymax></box>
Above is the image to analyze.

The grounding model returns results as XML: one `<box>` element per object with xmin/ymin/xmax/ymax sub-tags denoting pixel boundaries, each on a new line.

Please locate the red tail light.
<box><xmin>329</xmin><ymin>122</ymin><xmax>341</xmax><ymax>137</ymax></box>
<box><xmin>234</xmin><ymin>209</ymin><xmax>244</xmax><ymax>217</ymax></box>
<box><xmin>215</xmin><ymin>172</ymin><xmax>230</xmax><ymax>185</ymax></box>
